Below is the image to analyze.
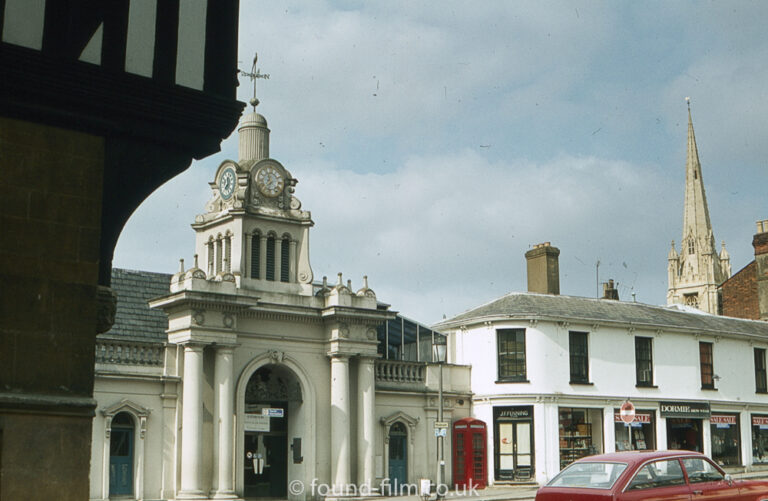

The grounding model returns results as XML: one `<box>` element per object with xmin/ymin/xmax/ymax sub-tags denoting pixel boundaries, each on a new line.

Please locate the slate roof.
<box><xmin>435</xmin><ymin>292</ymin><xmax>768</xmax><ymax>338</ymax></box>
<box><xmin>99</xmin><ymin>268</ymin><xmax>172</xmax><ymax>343</ymax></box>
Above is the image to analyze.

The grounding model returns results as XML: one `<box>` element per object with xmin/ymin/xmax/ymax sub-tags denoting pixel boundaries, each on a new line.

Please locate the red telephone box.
<box><xmin>453</xmin><ymin>418</ymin><xmax>487</xmax><ymax>489</ymax></box>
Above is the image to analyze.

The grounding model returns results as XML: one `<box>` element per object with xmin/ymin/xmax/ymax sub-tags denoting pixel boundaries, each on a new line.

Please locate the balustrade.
<box><xmin>375</xmin><ymin>359</ymin><xmax>426</xmax><ymax>384</ymax></box>
<box><xmin>95</xmin><ymin>340</ymin><xmax>164</xmax><ymax>366</ymax></box>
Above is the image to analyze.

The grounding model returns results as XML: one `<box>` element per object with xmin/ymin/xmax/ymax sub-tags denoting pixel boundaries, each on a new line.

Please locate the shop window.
<box><xmin>634</xmin><ymin>337</ymin><xmax>654</xmax><ymax>387</ymax></box>
<box><xmin>497</xmin><ymin>329</ymin><xmax>526</xmax><ymax>382</ymax></box>
<box><xmin>710</xmin><ymin>414</ymin><xmax>741</xmax><ymax>467</ymax></box>
<box><xmin>569</xmin><ymin>331</ymin><xmax>589</xmax><ymax>384</ymax></box>
<box><xmin>751</xmin><ymin>415</ymin><xmax>768</xmax><ymax>464</ymax></box>
<box><xmin>699</xmin><ymin>342</ymin><xmax>714</xmax><ymax>389</ymax></box>
<box><xmin>614</xmin><ymin>410</ymin><xmax>655</xmax><ymax>451</ymax></box>
<box><xmin>558</xmin><ymin>407</ymin><xmax>602</xmax><ymax>469</ymax></box>
<box><xmin>756</xmin><ymin>348</ymin><xmax>767</xmax><ymax>393</ymax></box>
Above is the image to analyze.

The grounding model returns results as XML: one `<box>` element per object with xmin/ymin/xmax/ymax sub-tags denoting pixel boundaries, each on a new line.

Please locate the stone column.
<box><xmin>330</xmin><ymin>354</ymin><xmax>351</xmax><ymax>487</ymax></box>
<box><xmin>178</xmin><ymin>343</ymin><xmax>206</xmax><ymax>499</ymax></box>
<box><xmin>357</xmin><ymin>356</ymin><xmax>376</xmax><ymax>488</ymax></box>
<box><xmin>212</xmin><ymin>346</ymin><xmax>237</xmax><ymax>499</ymax></box>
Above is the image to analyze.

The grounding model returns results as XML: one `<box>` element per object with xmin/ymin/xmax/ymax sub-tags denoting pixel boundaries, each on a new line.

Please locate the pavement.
<box><xmin>329</xmin><ymin>470</ymin><xmax>768</xmax><ymax>501</ymax></box>
<box><xmin>374</xmin><ymin>484</ymin><xmax>541</xmax><ymax>501</ymax></box>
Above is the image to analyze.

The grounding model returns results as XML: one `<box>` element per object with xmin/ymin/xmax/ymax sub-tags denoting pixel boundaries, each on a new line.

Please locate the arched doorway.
<box><xmin>109</xmin><ymin>412</ymin><xmax>134</xmax><ymax>497</ymax></box>
<box><xmin>243</xmin><ymin>364</ymin><xmax>303</xmax><ymax>498</ymax></box>
<box><xmin>388</xmin><ymin>422</ymin><xmax>408</xmax><ymax>488</ymax></box>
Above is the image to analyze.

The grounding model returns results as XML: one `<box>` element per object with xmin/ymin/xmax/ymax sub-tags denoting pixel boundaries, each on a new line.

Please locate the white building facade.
<box><xmin>436</xmin><ymin>290</ymin><xmax>768</xmax><ymax>486</ymax></box>
<box><xmin>88</xmin><ymin>107</ymin><xmax>471</xmax><ymax>501</ymax></box>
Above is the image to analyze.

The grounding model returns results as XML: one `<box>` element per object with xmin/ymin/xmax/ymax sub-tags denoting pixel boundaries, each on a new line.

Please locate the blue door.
<box><xmin>109</xmin><ymin>413</ymin><xmax>134</xmax><ymax>496</ymax></box>
<box><xmin>389</xmin><ymin>423</ymin><xmax>408</xmax><ymax>490</ymax></box>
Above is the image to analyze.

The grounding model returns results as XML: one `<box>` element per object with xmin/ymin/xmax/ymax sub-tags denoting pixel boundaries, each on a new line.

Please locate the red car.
<box><xmin>535</xmin><ymin>450</ymin><xmax>768</xmax><ymax>500</ymax></box>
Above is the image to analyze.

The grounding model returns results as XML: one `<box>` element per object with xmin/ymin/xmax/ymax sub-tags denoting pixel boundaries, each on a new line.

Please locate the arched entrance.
<box><xmin>243</xmin><ymin>364</ymin><xmax>303</xmax><ymax>498</ymax></box>
<box><xmin>109</xmin><ymin>412</ymin><xmax>134</xmax><ymax>497</ymax></box>
<box><xmin>388</xmin><ymin>422</ymin><xmax>408</xmax><ymax>487</ymax></box>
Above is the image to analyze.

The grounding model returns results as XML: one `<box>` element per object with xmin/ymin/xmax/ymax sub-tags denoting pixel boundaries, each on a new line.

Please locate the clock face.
<box><xmin>219</xmin><ymin>167</ymin><xmax>236</xmax><ymax>200</ymax></box>
<box><xmin>256</xmin><ymin>165</ymin><xmax>285</xmax><ymax>197</ymax></box>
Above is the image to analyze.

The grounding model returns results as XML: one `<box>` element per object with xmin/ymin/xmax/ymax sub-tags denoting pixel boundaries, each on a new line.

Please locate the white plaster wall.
<box><xmin>454</xmin><ymin>316</ymin><xmax>768</xmax><ymax>483</ymax></box>
<box><xmin>91</xmin><ymin>376</ymin><xmax>169</xmax><ymax>500</ymax></box>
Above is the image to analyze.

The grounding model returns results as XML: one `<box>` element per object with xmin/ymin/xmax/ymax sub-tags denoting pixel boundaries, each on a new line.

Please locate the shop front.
<box><xmin>710</xmin><ymin>414</ymin><xmax>741</xmax><ymax>467</ymax></box>
<box><xmin>493</xmin><ymin>406</ymin><xmax>534</xmax><ymax>481</ymax></box>
<box><xmin>614</xmin><ymin>409</ymin><xmax>656</xmax><ymax>451</ymax></box>
<box><xmin>558</xmin><ymin>407</ymin><xmax>603</xmax><ymax>469</ymax></box>
<box><xmin>661</xmin><ymin>401</ymin><xmax>710</xmax><ymax>452</ymax></box>
<box><xmin>753</xmin><ymin>415</ymin><xmax>768</xmax><ymax>465</ymax></box>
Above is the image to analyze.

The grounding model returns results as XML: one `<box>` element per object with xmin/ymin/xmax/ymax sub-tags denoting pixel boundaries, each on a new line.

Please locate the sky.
<box><xmin>114</xmin><ymin>1</ymin><xmax>768</xmax><ymax>325</ymax></box>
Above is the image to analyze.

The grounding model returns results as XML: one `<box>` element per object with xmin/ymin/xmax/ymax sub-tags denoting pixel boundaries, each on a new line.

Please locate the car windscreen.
<box><xmin>547</xmin><ymin>462</ymin><xmax>628</xmax><ymax>489</ymax></box>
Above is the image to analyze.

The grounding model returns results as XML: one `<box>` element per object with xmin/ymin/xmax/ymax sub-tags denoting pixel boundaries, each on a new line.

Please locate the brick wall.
<box><xmin>721</xmin><ymin>260</ymin><xmax>759</xmax><ymax>320</ymax></box>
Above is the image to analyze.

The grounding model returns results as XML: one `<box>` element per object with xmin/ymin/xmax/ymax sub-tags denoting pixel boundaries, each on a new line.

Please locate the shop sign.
<box><xmin>496</xmin><ymin>407</ymin><xmax>532</xmax><ymax>420</ymax></box>
<box><xmin>710</xmin><ymin>415</ymin><xmax>737</xmax><ymax>425</ymax></box>
<box><xmin>660</xmin><ymin>401</ymin><xmax>710</xmax><ymax>419</ymax></box>
<box><xmin>753</xmin><ymin>416</ymin><xmax>768</xmax><ymax>427</ymax></box>
<box><xmin>614</xmin><ymin>413</ymin><xmax>652</xmax><ymax>424</ymax></box>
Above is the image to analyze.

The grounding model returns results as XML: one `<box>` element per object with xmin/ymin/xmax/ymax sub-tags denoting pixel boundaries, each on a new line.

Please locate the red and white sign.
<box><xmin>710</xmin><ymin>415</ymin><xmax>737</xmax><ymax>425</ymax></box>
<box><xmin>620</xmin><ymin>400</ymin><xmax>636</xmax><ymax>424</ymax></box>
<box><xmin>753</xmin><ymin>416</ymin><xmax>768</xmax><ymax>426</ymax></box>
<box><xmin>614</xmin><ymin>413</ymin><xmax>651</xmax><ymax>424</ymax></box>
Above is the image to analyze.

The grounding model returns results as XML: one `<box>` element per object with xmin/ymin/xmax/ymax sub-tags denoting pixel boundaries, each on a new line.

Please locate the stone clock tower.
<box><xmin>192</xmin><ymin>108</ymin><xmax>315</xmax><ymax>295</ymax></box>
<box><xmin>667</xmin><ymin>101</ymin><xmax>731</xmax><ymax>313</ymax></box>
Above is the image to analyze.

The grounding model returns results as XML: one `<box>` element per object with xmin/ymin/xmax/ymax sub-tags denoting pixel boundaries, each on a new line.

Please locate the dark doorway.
<box><xmin>667</xmin><ymin>418</ymin><xmax>703</xmax><ymax>452</ymax></box>
<box><xmin>243</xmin><ymin>364</ymin><xmax>301</xmax><ymax>499</ymax></box>
<box><xmin>244</xmin><ymin>428</ymin><xmax>288</xmax><ymax>498</ymax></box>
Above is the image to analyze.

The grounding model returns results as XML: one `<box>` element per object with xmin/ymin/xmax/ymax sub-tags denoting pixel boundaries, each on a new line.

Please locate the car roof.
<box><xmin>578</xmin><ymin>450</ymin><xmax>703</xmax><ymax>466</ymax></box>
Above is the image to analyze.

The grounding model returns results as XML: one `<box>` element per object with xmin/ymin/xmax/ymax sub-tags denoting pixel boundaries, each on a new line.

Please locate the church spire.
<box><xmin>681</xmin><ymin>98</ymin><xmax>714</xmax><ymax>249</ymax></box>
<box><xmin>667</xmin><ymin>98</ymin><xmax>729</xmax><ymax>314</ymax></box>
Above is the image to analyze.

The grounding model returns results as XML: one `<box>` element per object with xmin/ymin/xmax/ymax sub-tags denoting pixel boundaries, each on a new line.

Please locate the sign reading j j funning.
<box><xmin>659</xmin><ymin>401</ymin><xmax>711</xmax><ymax>419</ymax></box>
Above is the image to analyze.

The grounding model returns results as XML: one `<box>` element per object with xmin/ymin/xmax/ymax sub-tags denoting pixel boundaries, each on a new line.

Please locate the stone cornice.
<box><xmin>0</xmin><ymin>392</ymin><xmax>96</xmax><ymax>417</ymax></box>
<box><xmin>149</xmin><ymin>289</ymin><xmax>259</xmax><ymax>313</ymax></box>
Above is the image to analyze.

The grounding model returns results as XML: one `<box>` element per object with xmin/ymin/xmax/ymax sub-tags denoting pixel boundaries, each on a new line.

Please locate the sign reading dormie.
<box><xmin>659</xmin><ymin>401</ymin><xmax>711</xmax><ymax>419</ymax></box>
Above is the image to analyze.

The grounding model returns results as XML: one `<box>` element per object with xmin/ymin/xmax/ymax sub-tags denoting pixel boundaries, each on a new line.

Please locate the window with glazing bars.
<box><xmin>635</xmin><ymin>337</ymin><xmax>653</xmax><ymax>386</ymax></box>
<box><xmin>700</xmin><ymin>341</ymin><xmax>714</xmax><ymax>389</ymax></box>
<box><xmin>497</xmin><ymin>329</ymin><xmax>526</xmax><ymax>381</ymax></box>
<box><xmin>569</xmin><ymin>331</ymin><xmax>589</xmax><ymax>383</ymax></box>
<box><xmin>756</xmin><ymin>348</ymin><xmax>767</xmax><ymax>393</ymax></box>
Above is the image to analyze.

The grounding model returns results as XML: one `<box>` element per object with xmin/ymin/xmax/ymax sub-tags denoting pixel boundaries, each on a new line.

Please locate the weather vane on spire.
<box><xmin>685</xmin><ymin>96</ymin><xmax>691</xmax><ymax>110</ymax></box>
<box><xmin>238</xmin><ymin>52</ymin><xmax>270</xmax><ymax>111</ymax></box>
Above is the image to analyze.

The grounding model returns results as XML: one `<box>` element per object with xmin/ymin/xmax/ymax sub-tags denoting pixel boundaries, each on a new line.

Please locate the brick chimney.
<box><xmin>602</xmin><ymin>279</ymin><xmax>619</xmax><ymax>300</ymax></box>
<box><xmin>754</xmin><ymin>220</ymin><xmax>768</xmax><ymax>320</ymax></box>
<box><xmin>525</xmin><ymin>242</ymin><xmax>560</xmax><ymax>295</ymax></box>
